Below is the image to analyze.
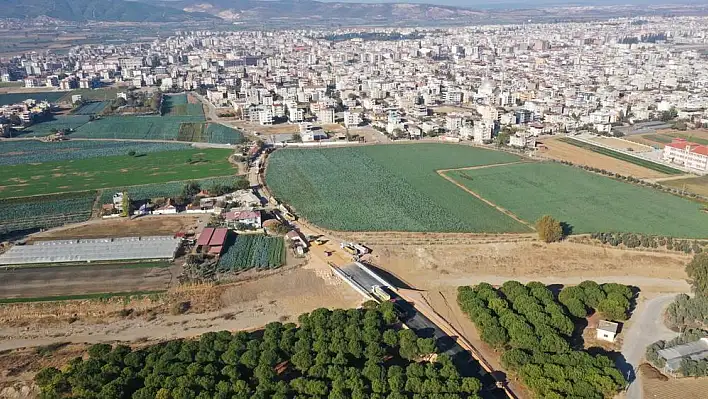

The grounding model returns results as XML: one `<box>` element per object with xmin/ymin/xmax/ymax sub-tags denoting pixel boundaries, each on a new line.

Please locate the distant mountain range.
<box><xmin>2</xmin><ymin>0</ymin><xmax>217</xmax><ymax>22</ymax></box>
<box><xmin>6</xmin><ymin>0</ymin><xmax>708</xmax><ymax>24</ymax></box>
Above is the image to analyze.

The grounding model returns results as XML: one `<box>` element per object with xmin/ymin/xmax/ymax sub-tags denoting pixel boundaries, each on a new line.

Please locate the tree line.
<box><xmin>35</xmin><ymin>302</ymin><xmax>483</xmax><ymax>399</ymax></box>
<box><xmin>589</xmin><ymin>232</ymin><xmax>706</xmax><ymax>254</ymax></box>
<box><xmin>558</xmin><ymin>281</ymin><xmax>634</xmax><ymax>321</ymax></box>
<box><xmin>457</xmin><ymin>281</ymin><xmax>628</xmax><ymax>398</ymax></box>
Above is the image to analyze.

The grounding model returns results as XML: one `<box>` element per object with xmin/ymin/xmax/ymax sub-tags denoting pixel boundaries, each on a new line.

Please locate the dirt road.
<box><xmin>0</xmin><ymin>264</ymin><xmax>174</xmax><ymax>298</ymax></box>
<box><xmin>621</xmin><ymin>294</ymin><xmax>680</xmax><ymax>399</ymax></box>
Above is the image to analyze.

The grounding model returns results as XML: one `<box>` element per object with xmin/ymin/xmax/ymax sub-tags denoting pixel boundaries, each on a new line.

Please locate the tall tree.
<box><xmin>535</xmin><ymin>215</ymin><xmax>563</xmax><ymax>243</ymax></box>
<box><xmin>686</xmin><ymin>253</ymin><xmax>708</xmax><ymax>297</ymax></box>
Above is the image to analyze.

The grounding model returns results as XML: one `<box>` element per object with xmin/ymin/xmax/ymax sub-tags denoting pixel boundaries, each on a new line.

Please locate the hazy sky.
<box><xmin>315</xmin><ymin>0</ymin><xmax>706</xmax><ymax>8</ymax></box>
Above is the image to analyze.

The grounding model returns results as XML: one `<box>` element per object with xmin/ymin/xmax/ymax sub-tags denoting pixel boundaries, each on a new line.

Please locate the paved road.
<box><xmin>621</xmin><ymin>294</ymin><xmax>681</xmax><ymax>399</ymax></box>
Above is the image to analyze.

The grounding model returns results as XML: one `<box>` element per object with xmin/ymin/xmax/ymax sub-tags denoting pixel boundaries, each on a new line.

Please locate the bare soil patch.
<box><xmin>31</xmin><ymin>215</ymin><xmax>202</xmax><ymax>241</ymax></box>
<box><xmin>590</xmin><ymin>136</ymin><xmax>653</xmax><ymax>152</ymax></box>
<box><xmin>369</xmin><ymin>241</ymin><xmax>691</xmax><ymax>292</ymax></box>
<box><xmin>642</xmin><ymin>373</ymin><xmax>708</xmax><ymax>399</ymax></box>
<box><xmin>0</xmin><ymin>259</ymin><xmax>361</xmax><ymax>352</ymax></box>
<box><xmin>538</xmin><ymin>137</ymin><xmax>666</xmax><ymax>179</ymax></box>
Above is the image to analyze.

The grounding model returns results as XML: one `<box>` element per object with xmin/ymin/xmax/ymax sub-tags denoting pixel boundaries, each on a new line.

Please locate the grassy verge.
<box><xmin>559</xmin><ymin>137</ymin><xmax>684</xmax><ymax>175</ymax></box>
<box><xmin>0</xmin><ymin>290</ymin><xmax>166</xmax><ymax>304</ymax></box>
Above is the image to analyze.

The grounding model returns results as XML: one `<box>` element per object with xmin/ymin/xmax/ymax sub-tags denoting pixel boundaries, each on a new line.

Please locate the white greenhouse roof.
<box><xmin>0</xmin><ymin>236</ymin><xmax>181</xmax><ymax>266</ymax></box>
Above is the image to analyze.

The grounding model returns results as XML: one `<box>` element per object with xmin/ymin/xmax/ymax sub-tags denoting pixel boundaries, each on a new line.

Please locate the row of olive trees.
<box><xmin>457</xmin><ymin>281</ymin><xmax>627</xmax><ymax>398</ymax></box>
<box><xmin>589</xmin><ymin>232</ymin><xmax>706</xmax><ymax>254</ymax></box>
<box><xmin>36</xmin><ymin>303</ymin><xmax>482</xmax><ymax>399</ymax></box>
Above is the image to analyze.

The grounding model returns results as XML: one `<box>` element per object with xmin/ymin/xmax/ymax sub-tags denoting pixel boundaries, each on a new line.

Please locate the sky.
<box><xmin>315</xmin><ymin>0</ymin><xmax>707</xmax><ymax>8</ymax></box>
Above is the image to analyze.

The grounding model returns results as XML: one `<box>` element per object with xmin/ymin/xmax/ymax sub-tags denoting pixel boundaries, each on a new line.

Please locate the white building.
<box><xmin>318</xmin><ymin>108</ymin><xmax>335</xmax><ymax>124</ymax></box>
<box><xmin>596</xmin><ymin>320</ymin><xmax>620</xmax><ymax>343</ymax></box>
<box><xmin>509</xmin><ymin>133</ymin><xmax>537</xmax><ymax>149</ymax></box>
<box><xmin>663</xmin><ymin>138</ymin><xmax>708</xmax><ymax>172</ymax></box>
<box><xmin>344</xmin><ymin>111</ymin><xmax>362</xmax><ymax>127</ymax></box>
<box><xmin>258</xmin><ymin>109</ymin><xmax>274</xmax><ymax>125</ymax></box>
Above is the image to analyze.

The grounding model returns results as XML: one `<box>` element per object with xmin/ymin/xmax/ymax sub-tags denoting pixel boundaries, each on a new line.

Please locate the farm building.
<box><xmin>596</xmin><ymin>320</ymin><xmax>620</xmax><ymax>343</ymax></box>
<box><xmin>0</xmin><ymin>236</ymin><xmax>181</xmax><ymax>266</ymax></box>
<box><xmin>196</xmin><ymin>227</ymin><xmax>228</xmax><ymax>255</ymax></box>
<box><xmin>224</xmin><ymin>210</ymin><xmax>262</xmax><ymax>229</ymax></box>
<box><xmin>657</xmin><ymin>337</ymin><xmax>708</xmax><ymax>375</ymax></box>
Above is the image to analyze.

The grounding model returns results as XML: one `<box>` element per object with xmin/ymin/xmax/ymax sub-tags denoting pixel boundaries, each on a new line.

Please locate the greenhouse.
<box><xmin>0</xmin><ymin>236</ymin><xmax>181</xmax><ymax>266</ymax></box>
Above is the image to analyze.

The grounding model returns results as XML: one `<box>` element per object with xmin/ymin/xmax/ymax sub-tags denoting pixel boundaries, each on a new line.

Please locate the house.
<box><xmin>224</xmin><ymin>210</ymin><xmax>262</xmax><ymax>229</ymax></box>
<box><xmin>195</xmin><ymin>227</ymin><xmax>228</xmax><ymax>255</ymax></box>
<box><xmin>286</xmin><ymin>230</ymin><xmax>309</xmax><ymax>249</ymax></box>
<box><xmin>153</xmin><ymin>201</ymin><xmax>177</xmax><ymax>215</ymax></box>
<box><xmin>657</xmin><ymin>337</ymin><xmax>708</xmax><ymax>375</ymax></box>
<box><xmin>509</xmin><ymin>134</ymin><xmax>537</xmax><ymax>149</ymax></box>
<box><xmin>596</xmin><ymin>320</ymin><xmax>620</xmax><ymax>342</ymax></box>
<box><xmin>663</xmin><ymin>138</ymin><xmax>708</xmax><ymax>173</ymax></box>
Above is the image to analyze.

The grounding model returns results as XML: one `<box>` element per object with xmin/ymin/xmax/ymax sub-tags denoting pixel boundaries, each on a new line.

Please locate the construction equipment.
<box><xmin>372</xmin><ymin>285</ymin><xmax>391</xmax><ymax>301</ymax></box>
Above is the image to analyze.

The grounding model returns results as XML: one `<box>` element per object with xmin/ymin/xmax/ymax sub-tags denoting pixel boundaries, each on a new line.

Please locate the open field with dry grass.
<box><xmin>30</xmin><ymin>215</ymin><xmax>203</xmax><ymax>241</ymax></box>
<box><xmin>629</xmin><ymin>128</ymin><xmax>708</xmax><ymax>148</ymax></box>
<box><xmin>0</xmin><ymin>260</ymin><xmax>361</xmax><ymax>352</ymax></box>
<box><xmin>590</xmin><ymin>136</ymin><xmax>654</xmax><ymax>152</ymax></box>
<box><xmin>641</xmin><ymin>370</ymin><xmax>708</xmax><ymax>399</ymax></box>
<box><xmin>368</xmin><ymin>240</ymin><xmax>692</xmax><ymax>293</ymax></box>
<box><xmin>662</xmin><ymin>175</ymin><xmax>708</xmax><ymax>197</ymax></box>
<box><xmin>537</xmin><ymin>137</ymin><xmax>668</xmax><ymax>178</ymax></box>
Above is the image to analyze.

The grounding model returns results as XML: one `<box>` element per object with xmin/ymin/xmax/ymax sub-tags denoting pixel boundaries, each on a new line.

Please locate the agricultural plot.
<box><xmin>0</xmin><ymin>148</ymin><xmax>235</xmax><ymax>199</ymax></box>
<box><xmin>559</xmin><ymin>137</ymin><xmax>683</xmax><ymax>174</ymax></box>
<box><xmin>0</xmin><ymin>91</ymin><xmax>65</xmax><ymax>106</ymax></box>
<box><xmin>206</xmin><ymin>123</ymin><xmax>246</xmax><ymax>144</ymax></box>
<box><xmin>0</xmin><ymin>140</ymin><xmax>190</xmax><ymax>166</ymax></box>
<box><xmin>641</xmin><ymin>134</ymin><xmax>673</xmax><ymax>144</ymax></box>
<box><xmin>662</xmin><ymin>175</ymin><xmax>708</xmax><ymax>197</ymax></box>
<box><xmin>218</xmin><ymin>234</ymin><xmax>286</xmax><ymax>271</ymax></box>
<box><xmin>57</xmin><ymin>88</ymin><xmax>121</xmax><ymax>103</ymax></box>
<box><xmin>266</xmin><ymin>144</ymin><xmax>530</xmax><ymax>233</ymax></box>
<box><xmin>162</xmin><ymin>93</ymin><xmax>205</xmax><ymax>118</ymax></box>
<box><xmin>665</xmin><ymin>132</ymin><xmax>708</xmax><ymax>145</ymax></box>
<box><xmin>16</xmin><ymin>115</ymin><xmax>91</xmax><ymax>137</ymax></box>
<box><xmin>176</xmin><ymin>122</ymin><xmax>246</xmax><ymax>144</ymax></box>
<box><xmin>0</xmin><ymin>192</ymin><xmax>95</xmax><ymax>237</ymax></box>
<box><xmin>71</xmin><ymin>115</ymin><xmax>196</xmax><ymax>141</ymax></box>
<box><xmin>445</xmin><ymin>162</ymin><xmax>708</xmax><ymax>238</ymax></box>
<box><xmin>176</xmin><ymin>122</ymin><xmax>206</xmax><ymax>142</ymax></box>
<box><xmin>72</xmin><ymin>101</ymin><xmax>108</xmax><ymax>115</ymax></box>
<box><xmin>97</xmin><ymin>175</ymin><xmax>247</xmax><ymax>203</ymax></box>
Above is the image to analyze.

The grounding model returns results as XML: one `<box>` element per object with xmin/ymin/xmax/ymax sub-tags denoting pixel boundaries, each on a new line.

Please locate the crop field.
<box><xmin>665</xmin><ymin>132</ymin><xmax>708</xmax><ymax>145</ymax></box>
<box><xmin>57</xmin><ymin>88</ymin><xmax>121</xmax><ymax>102</ymax></box>
<box><xmin>0</xmin><ymin>192</ymin><xmax>95</xmax><ymax>237</ymax></box>
<box><xmin>97</xmin><ymin>175</ymin><xmax>247</xmax><ymax>203</ymax></box>
<box><xmin>641</xmin><ymin>134</ymin><xmax>673</xmax><ymax>144</ymax></box>
<box><xmin>206</xmin><ymin>123</ymin><xmax>246</xmax><ymax>144</ymax></box>
<box><xmin>559</xmin><ymin>137</ymin><xmax>683</xmax><ymax>174</ymax></box>
<box><xmin>72</xmin><ymin>101</ymin><xmax>108</xmax><ymax>115</ymax></box>
<box><xmin>162</xmin><ymin>94</ymin><xmax>205</xmax><ymax>118</ymax></box>
<box><xmin>218</xmin><ymin>234</ymin><xmax>286</xmax><ymax>271</ymax></box>
<box><xmin>0</xmin><ymin>91</ymin><xmax>65</xmax><ymax>106</ymax></box>
<box><xmin>0</xmin><ymin>148</ymin><xmax>235</xmax><ymax>199</ymax></box>
<box><xmin>0</xmin><ymin>140</ymin><xmax>190</xmax><ymax>166</ymax></box>
<box><xmin>176</xmin><ymin>122</ymin><xmax>205</xmax><ymax>141</ymax></box>
<box><xmin>70</xmin><ymin>115</ymin><xmax>198</xmax><ymax>141</ymax></box>
<box><xmin>176</xmin><ymin>122</ymin><xmax>246</xmax><ymax>144</ymax></box>
<box><xmin>266</xmin><ymin>144</ymin><xmax>530</xmax><ymax>232</ymax></box>
<box><xmin>445</xmin><ymin>162</ymin><xmax>708</xmax><ymax>237</ymax></box>
<box><xmin>15</xmin><ymin>115</ymin><xmax>91</xmax><ymax>137</ymax></box>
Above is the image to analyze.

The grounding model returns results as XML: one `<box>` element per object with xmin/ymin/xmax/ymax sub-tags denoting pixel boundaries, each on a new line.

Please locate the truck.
<box><xmin>341</xmin><ymin>243</ymin><xmax>358</xmax><ymax>255</ymax></box>
<box><xmin>372</xmin><ymin>285</ymin><xmax>391</xmax><ymax>301</ymax></box>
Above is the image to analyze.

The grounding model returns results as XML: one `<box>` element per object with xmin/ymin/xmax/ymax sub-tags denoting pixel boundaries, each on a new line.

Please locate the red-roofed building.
<box><xmin>208</xmin><ymin>228</ymin><xmax>228</xmax><ymax>247</ymax></box>
<box><xmin>196</xmin><ymin>228</ymin><xmax>215</xmax><ymax>247</ymax></box>
<box><xmin>663</xmin><ymin>138</ymin><xmax>708</xmax><ymax>172</ymax></box>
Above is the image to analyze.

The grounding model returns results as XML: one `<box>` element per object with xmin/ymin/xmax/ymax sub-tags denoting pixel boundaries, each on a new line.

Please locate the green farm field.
<box><xmin>445</xmin><ymin>162</ymin><xmax>708</xmax><ymax>238</ymax></box>
<box><xmin>266</xmin><ymin>144</ymin><xmax>531</xmax><ymax>233</ymax></box>
<box><xmin>0</xmin><ymin>148</ymin><xmax>235</xmax><ymax>199</ymax></box>
<box><xmin>662</xmin><ymin>175</ymin><xmax>708</xmax><ymax>197</ymax></box>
